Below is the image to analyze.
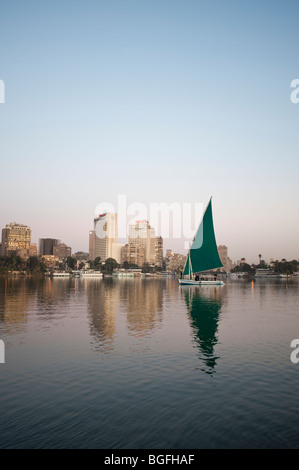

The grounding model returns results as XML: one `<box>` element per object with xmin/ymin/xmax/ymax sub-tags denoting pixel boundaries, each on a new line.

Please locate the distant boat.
<box><xmin>229</xmin><ymin>272</ymin><xmax>247</xmax><ymax>280</ymax></box>
<box><xmin>52</xmin><ymin>271</ymin><xmax>72</xmax><ymax>278</ymax></box>
<box><xmin>255</xmin><ymin>269</ymin><xmax>280</xmax><ymax>279</ymax></box>
<box><xmin>80</xmin><ymin>270</ymin><xmax>103</xmax><ymax>278</ymax></box>
<box><xmin>179</xmin><ymin>198</ymin><xmax>224</xmax><ymax>286</ymax></box>
<box><xmin>112</xmin><ymin>270</ymin><xmax>135</xmax><ymax>278</ymax></box>
<box><xmin>72</xmin><ymin>270</ymin><xmax>81</xmax><ymax>277</ymax></box>
<box><xmin>255</xmin><ymin>269</ymin><xmax>288</xmax><ymax>279</ymax></box>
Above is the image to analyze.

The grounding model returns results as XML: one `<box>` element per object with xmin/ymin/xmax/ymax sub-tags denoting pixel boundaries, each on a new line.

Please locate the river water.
<box><xmin>0</xmin><ymin>276</ymin><xmax>298</xmax><ymax>449</ymax></box>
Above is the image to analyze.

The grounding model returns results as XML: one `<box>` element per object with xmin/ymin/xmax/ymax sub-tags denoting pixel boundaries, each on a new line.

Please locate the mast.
<box><xmin>188</xmin><ymin>242</ymin><xmax>193</xmax><ymax>280</ymax></box>
<box><xmin>183</xmin><ymin>242</ymin><xmax>193</xmax><ymax>280</ymax></box>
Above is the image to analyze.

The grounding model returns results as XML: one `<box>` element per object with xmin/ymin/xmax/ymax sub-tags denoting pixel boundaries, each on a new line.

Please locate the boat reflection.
<box><xmin>184</xmin><ymin>287</ymin><xmax>222</xmax><ymax>375</ymax></box>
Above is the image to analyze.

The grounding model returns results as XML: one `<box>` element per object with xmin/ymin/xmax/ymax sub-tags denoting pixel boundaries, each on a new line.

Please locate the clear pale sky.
<box><xmin>0</xmin><ymin>0</ymin><xmax>298</xmax><ymax>263</ymax></box>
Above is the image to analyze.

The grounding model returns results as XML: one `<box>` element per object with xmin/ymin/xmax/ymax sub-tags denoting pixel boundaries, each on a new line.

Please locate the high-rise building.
<box><xmin>111</xmin><ymin>243</ymin><xmax>124</xmax><ymax>265</ymax></box>
<box><xmin>53</xmin><ymin>243</ymin><xmax>71</xmax><ymax>260</ymax></box>
<box><xmin>1</xmin><ymin>222</ymin><xmax>31</xmax><ymax>256</ymax></box>
<box><xmin>128</xmin><ymin>221</ymin><xmax>163</xmax><ymax>266</ymax></box>
<box><xmin>89</xmin><ymin>230</ymin><xmax>95</xmax><ymax>261</ymax></box>
<box><xmin>217</xmin><ymin>245</ymin><xmax>232</xmax><ymax>272</ymax></box>
<box><xmin>121</xmin><ymin>244</ymin><xmax>145</xmax><ymax>267</ymax></box>
<box><xmin>129</xmin><ymin>220</ymin><xmax>156</xmax><ymax>264</ymax></box>
<box><xmin>93</xmin><ymin>213</ymin><xmax>117</xmax><ymax>262</ymax></box>
<box><xmin>39</xmin><ymin>238</ymin><xmax>60</xmax><ymax>256</ymax></box>
<box><xmin>155</xmin><ymin>236</ymin><xmax>163</xmax><ymax>267</ymax></box>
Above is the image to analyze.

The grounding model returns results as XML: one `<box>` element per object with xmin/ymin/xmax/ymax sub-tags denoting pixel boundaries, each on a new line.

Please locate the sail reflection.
<box><xmin>184</xmin><ymin>287</ymin><xmax>222</xmax><ymax>375</ymax></box>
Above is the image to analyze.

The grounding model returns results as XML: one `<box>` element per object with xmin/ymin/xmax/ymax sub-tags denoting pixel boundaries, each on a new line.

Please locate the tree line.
<box><xmin>0</xmin><ymin>254</ymin><xmax>47</xmax><ymax>274</ymax></box>
<box><xmin>231</xmin><ymin>259</ymin><xmax>299</xmax><ymax>275</ymax></box>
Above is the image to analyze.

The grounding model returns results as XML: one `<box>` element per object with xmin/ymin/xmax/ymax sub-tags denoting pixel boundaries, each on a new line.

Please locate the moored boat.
<box><xmin>255</xmin><ymin>269</ymin><xmax>280</xmax><ymax>279</ymax></box>
<box><xmin>52</xmin><ymin>271</ymin><xmax>72</xmax><ymax>277</ymax></box>
<box><xmin>80</xmin><ymin>270</ymin><xmax>103</xmax><ymax>278</ymax></box>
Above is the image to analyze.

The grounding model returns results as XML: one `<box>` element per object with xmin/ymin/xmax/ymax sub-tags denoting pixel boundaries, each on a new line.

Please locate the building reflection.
<box><xmin>183</xmin><ymin>286</ymin><xmax>223</xmax><ymax>375</ymax></box>
<box><xmin>0</xmin><ymin>277</ymin><xmax>35</xmax><ymax>325</ymax></box>
<box><xmin>35</xmin><ymin>277</ymin><xmax>73</xmax><ymax>309</ymax></box>
<box><xmin>86</xmin><ymin>277</ymin><xmax>166</xmax><ymax>353</ymax></box>
<box><xmin>86</xmin><ymin>278</ymin><xmax>118</xmax><ymax>354</ymax></box>
<box><xmin>0</xmin><ymin>277</ymin><xmax>76</xmax><ymax>326</ymax></box>
<box><xmin>123</xmin><ymin>279</ymin><xmax>163</xmax><ymax>336</ymax></box>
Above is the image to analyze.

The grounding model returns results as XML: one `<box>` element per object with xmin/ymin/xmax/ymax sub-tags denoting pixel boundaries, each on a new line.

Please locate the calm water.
<box><xmin>0</xmin><ymin>276</ymin><xmax>298</xmax><ymax>449</ymax></box>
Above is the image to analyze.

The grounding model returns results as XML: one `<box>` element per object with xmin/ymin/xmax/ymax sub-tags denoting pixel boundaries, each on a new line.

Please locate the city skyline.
<box><xmin>0</xmin><ymin>1</ymin><xmax>298</xmax><ymax>263</ymax></box>
<box><xmin>0</xmin><ymin>213</ymin><xmax>297</xmax><ymax>267</ymax></box>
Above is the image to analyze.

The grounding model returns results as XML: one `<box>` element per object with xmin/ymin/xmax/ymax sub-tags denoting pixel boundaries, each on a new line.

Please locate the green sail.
<box><xmin>183</xmin><ymin>198</ymin><xmax>223</xmax><ymax>275</ymax></box>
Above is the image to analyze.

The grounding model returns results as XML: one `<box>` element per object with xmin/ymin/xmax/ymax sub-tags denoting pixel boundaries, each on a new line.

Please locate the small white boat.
<box><xmin>112</xmin><ymin>270</ymin><xmax>135</xmax><ymax>277</ymax></box>
<box><xmin>52</xmin><ymin>271</ymin><xmax>72</xmax><ymax>277</ymax></box>
<box><xmin>114</xmin><ymin>273</ymin><xmax>135</xmax><ymax>277</ymax></box>
<box><xmin>179</xmin><ymin>278</ymin><xmax>224</xmax><ymax>286</ymax></box>
<box><xmin>72</xmin><ymin>270</ymin><xmax>81</xmax><ymax>277</ymax></box>
<box><xmin>255</xmin><ymin>269</ymin><xmax>280</xmax><ymax>278</ymax></box>
<box><xmin>80</xmin><ymin>270</ymin><xmax>103</xmax><ymax>278</ymax></box>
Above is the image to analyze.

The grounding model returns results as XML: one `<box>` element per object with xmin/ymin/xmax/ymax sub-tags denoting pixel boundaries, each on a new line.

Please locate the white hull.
<box><xmin>80</xmin><ymin>271</ymin><xmax>103</xmax><ymax>278</ymax></box>
<box><xmin>80</xmin><ymin>275</ymin><xmax>103</xmax><ymax>278</ymax></box>
<box><xmin>179</xmin><ymin>279</ymin><xmax>224</xmax><ymax>286</ymax></box>
<box><xmin>255</xmin><ymin>275</ymin><xmax>280</xmax><ymax>279</ymax></box>
<box><xmin>52</xmin><ymin>272</ymin><xmax>72</xmax><ymax>277</ymax></box>
<box><xmin>113</xmin><ymin>274</ymin><xmax>134</xmax><ymax>278</ymax></box>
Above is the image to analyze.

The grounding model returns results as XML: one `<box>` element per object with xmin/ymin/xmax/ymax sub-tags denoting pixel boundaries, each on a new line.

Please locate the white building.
<box><xmin>129</xmin><ymin>220</ymin><xmax>156</xmax><ymax>264</ymax></box>
<box><xmin>128</xmin><ymin>221</ymin><xmax>163</xmax><ymax>266</ymax></box>
<box><xmin>111</xmin><ymin>243</ymin><xmax>124</xmax><ymax>265</ymax></box>
<box><xmin>93</xmin><ymin>213</ymin><xmax>117</xmax><ymax>262</ymax></box>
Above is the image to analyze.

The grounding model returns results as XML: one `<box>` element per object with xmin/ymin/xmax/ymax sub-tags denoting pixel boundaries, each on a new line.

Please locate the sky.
<box><xmin>0</xmin><ymin>0</ymin><xmax>299</xmax><ymax>264</ymax></box>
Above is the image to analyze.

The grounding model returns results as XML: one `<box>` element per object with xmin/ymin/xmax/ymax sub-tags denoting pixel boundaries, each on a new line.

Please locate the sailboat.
<box><xmin>179</xmin><ymin>198</ymin><xmax>225</xmax><ymax>286</ymax></box>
